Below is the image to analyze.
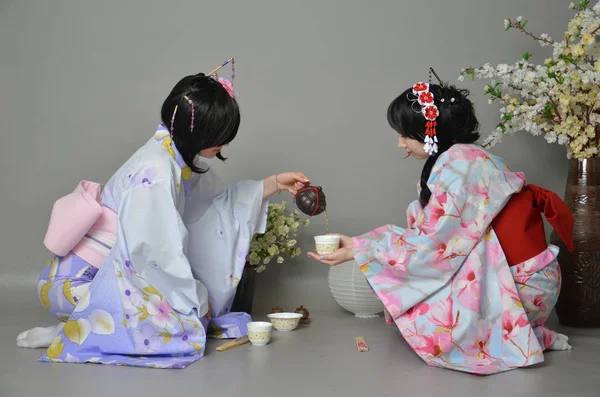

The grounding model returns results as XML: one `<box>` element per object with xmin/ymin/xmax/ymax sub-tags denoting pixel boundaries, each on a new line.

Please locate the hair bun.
<box><xmin>188</xmin><ymin>73</ymin><xmax>212</xmax><ymax>90</ymax></box>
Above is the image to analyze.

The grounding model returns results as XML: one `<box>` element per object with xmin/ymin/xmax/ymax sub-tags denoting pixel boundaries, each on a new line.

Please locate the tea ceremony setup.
<box><xmin>2</xmin><ymin>1</ymin><xmax>600</xmax><ymax>397</ymax></box>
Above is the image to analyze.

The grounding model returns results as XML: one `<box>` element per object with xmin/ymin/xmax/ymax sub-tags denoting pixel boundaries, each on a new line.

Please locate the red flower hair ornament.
<box><xmin>412</xmin><ymin>82</ymin><xmax>439</xmax><ymax>155</ymax></box>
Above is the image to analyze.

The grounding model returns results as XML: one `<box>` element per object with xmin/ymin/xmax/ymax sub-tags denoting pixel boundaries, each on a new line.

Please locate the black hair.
<box><xmin>387</xmin><ymin>84</ymin><xmax>480</xmax><ymax>207</ymax></box>
<box><xmin>161</xmin><ymin>73</ymin><xmax>240</xmax><ymax>173</ymax></box>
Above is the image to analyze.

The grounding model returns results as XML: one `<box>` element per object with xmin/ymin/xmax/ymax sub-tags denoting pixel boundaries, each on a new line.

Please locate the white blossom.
<box><xmin>459</xmin><ymin>3</ymin><xmax>600</xmax><ymax>159</ymax></box>
<box><xmin>544</xmin><ymin>131</ymin><xmax>558</xmax><ymax>143</ymax></box>
<box><xmin>496</xmin><ymin>64</ymin><xmax>509</xmax><ymax>75</ymax></box>
<box><xmin>539</xmin><ymin>33</ymin><xmax>552</xmax><ymax>46</ymax></box>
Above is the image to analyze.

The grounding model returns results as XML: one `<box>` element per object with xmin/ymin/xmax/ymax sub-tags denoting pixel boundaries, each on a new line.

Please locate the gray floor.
<box><xmin>2</xmin><ymin>286</ymin><xmax>600</xmax><ymax>397</ymax></box>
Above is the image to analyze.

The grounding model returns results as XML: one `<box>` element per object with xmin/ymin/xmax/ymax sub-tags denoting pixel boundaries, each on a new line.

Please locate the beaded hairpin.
<box><xmin>208</xmin><ymin>57</ymin><xmax>236</xmax><ymax>99</ymax></box>
<box><xmin>207</xmin><ymin>57</ymin><xmax>235</xmax><ymax>81</ymax></box>
<box><xmin>183</xmin><ymin>95</ymin><xmax>194</xmax><ymax>133</ymax></box>
<box><xmin>170</xmin><ymin>57</ymin><xmax>236</xmax><ymax>137</ymax></box>
<box><xmin>428</xmin><ymin>67</ymin><xmax>444</xmax><ymax>87</ymax></box>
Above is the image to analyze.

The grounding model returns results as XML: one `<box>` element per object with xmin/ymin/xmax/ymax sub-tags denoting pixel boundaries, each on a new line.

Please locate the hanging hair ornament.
<box><xmin>428</xmin><ymin>67</ymin><xmax>445</xmax><ymax>87</ymax></box>
<box><xmin>207</xmin><ymin>57</ymin><xmax>236</xmax><ymax>98</ymax></box>
<box><xmin>412</xmin><ymin>82</ymin><xmax>439</xmax><ymax>156</ymax></box>
<box><xmin>170</xmin><ymin>105</ymin><xmax>178</xmax><ymax>137</ymax></box>
<box><xmin>183</xmin><ymin>95</ymin><xmax>195</xmax><ymax>133</ymax></box>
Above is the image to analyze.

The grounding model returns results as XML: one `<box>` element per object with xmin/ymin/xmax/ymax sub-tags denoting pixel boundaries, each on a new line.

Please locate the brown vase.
<box><xmin>552</xmin><ymin>157</ymin><xmax>600</xmax><ymax>327</ymax></box>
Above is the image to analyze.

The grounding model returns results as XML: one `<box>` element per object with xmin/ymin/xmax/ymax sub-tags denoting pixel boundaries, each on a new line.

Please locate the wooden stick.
<box><xmin>208</xmin><ymin>57</ymin><xmax>234</xmax><ymax>77</ymax></box>
<box><xmin>216</xmin><ymin>335</ymin><xmax>249</xmax><ymax>351</ymax></box>
<box><xmin>355</xmin><ymin>336</ymin><xmax>369</xmax><ymax>352</ymax></box>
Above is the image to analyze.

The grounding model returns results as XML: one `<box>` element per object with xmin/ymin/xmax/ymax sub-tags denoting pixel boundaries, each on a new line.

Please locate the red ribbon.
<box><xmin>492</xmin><ymin>184</ymin><xmax>574</xmax><ymax>266</ymax></box>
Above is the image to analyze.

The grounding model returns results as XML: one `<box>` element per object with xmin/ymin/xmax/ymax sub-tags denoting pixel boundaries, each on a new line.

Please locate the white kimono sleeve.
<box><xmin>184</xmin><ymin>175</ymin><xmax>268</xmax><ymax>317</ymax></box>
<box><xmin>117</xmin><ymin>175</ymin><xmax>208</xmax><ymax>318</ymax></box>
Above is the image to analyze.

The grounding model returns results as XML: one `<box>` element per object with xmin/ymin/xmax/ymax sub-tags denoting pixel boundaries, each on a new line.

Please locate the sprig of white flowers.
<box><xmin>459</xmin><ymin>0</ymin><xmax>600</xmax><ymax>159</ymax></box>
<box><xmin>247</xmin><ymin>201</ymin><xmax>309</xmax><ymax>273</ymax></box>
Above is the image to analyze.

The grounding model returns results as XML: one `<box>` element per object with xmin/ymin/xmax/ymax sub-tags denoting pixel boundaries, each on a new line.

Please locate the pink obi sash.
<box><xmin>43</xmin><ymin>181</ymin><xmax>117</xmax><ymax>269</ymax></box>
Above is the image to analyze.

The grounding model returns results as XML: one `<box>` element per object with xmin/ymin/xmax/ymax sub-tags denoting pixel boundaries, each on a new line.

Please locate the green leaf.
<box><xmin>573</xmin><ymin>0</ymin><xmax>590</xmax><ymax>11</ymax></box>
<box><xmin>560</xmin><ymin>54</ymin><xmax>579</xmax><ymax>65</ymax></box>
<box><xmin>544</xmin><ymin>104</ymin><xmax>556</xmax><ymax>119</ymax></box>
<box><xmin>522</xmin><ymin>52</ymin><xmax>533</xmax><ymax>61</ymax></box>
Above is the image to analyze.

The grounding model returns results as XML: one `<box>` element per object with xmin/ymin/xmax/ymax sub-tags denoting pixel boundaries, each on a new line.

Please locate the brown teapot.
<box><xmin>294</xmin><ymin>184</ymin><xmax>326</xmax><ymax>216</ymax></box>
<box><xmin>295</xmin><ymin>305</ymin><xmax>310</xmax><ymax>324</ymax></box>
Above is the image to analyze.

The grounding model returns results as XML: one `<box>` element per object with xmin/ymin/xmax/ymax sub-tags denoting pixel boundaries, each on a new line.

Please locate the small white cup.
<box><xmin>314</xmin><ymin>235</ymin><xmax>341</xmax><ymax>255</ymax></box>
<box><xmin>246</xmin><ymin>321</ymin><xmax>273</xmax><ymax>346</ymax></box>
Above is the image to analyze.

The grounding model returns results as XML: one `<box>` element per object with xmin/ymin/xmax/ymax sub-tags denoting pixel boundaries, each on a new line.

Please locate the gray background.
<box><xmin>4</xmin><ymin>2</ymin><xmax>600</xmax><ymax>397</ymax></box>
<box><xmin>1</xmin><ymin>0</ymin><xmax>570</xmax><ymax>314</ymax></box>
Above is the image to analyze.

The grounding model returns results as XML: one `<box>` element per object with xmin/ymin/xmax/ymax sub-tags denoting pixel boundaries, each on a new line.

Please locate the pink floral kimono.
<box><xmin>352</xmin><ymin>144</ymin><xmax>573</xmax><ymax>375</ymax></box>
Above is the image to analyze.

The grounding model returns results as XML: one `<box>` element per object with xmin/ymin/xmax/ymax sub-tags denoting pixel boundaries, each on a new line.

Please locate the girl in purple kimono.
<box><xmin>309</xmin><ymin>82</ymin><xmax>573</xmax><ymax>375</ymax></box>
<box><xmin>17</xmin><ymin>70</ymin><xmax>310</xmax><ymax>369</ymax></box>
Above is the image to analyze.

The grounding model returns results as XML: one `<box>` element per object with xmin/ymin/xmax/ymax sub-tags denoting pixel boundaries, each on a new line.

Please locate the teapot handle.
<box><xmin>293</xmin><ymin>182</ymin><xmax>316</xmax><ymax>198</ymax></box>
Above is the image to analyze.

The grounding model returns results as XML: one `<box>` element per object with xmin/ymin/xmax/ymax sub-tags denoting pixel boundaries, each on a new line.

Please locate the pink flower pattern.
<box><xmin>414</xmin><ymin>332</ymin><xmax>452</xmax><ymax>359</ymax></box>
<box><xmin>396</xmin><ymin>303</ymin><xmax>429</xmax><ymax>329</ymax></box>
<box><xmin>454</xmin><ymin>257</ymin><xmax>483</xmax><ymax>313</ymax></box>
<box><xmin>429</xmin><ymin>297</ymin><xmax>454</xmax><ymax>328</ymax></box>
<box><xmin>468</xmin><ymin>320</ymin><xmax>493</xmax><ymax>359</ymax></box>
<box><xmin>147</xmin><ymin>295</ymin><xmax>178</xmax><ymax>329</ymax></box>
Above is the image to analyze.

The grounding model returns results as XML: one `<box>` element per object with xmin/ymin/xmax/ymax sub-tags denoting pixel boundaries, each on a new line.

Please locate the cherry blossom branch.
<box><xmin>506</xmin><ymin>18</ymin><xmax>555</xmax><ymax>45</ymax></box>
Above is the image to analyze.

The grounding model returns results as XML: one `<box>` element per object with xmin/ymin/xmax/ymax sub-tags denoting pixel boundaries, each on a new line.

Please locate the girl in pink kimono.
<box><xmin>309</xmin><ymin>82</ymin><xmax>574</xmax><ymax>375</ymax></box>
